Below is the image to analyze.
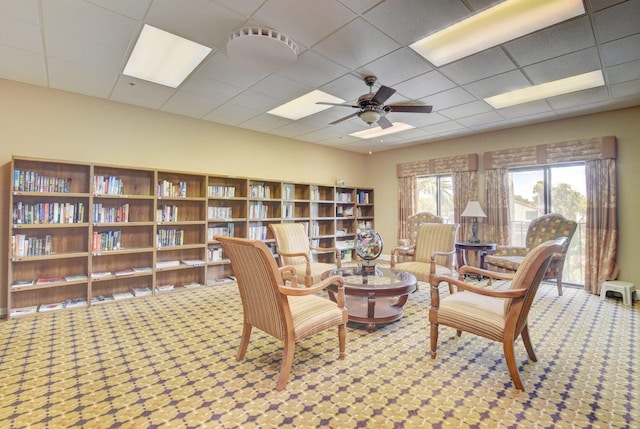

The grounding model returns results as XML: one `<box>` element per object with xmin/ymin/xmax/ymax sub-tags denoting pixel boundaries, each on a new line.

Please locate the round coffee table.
<box><xmin>322</xmin><ymin>266</ymin><xmax>417</xmax><ymax>332</ymax></box>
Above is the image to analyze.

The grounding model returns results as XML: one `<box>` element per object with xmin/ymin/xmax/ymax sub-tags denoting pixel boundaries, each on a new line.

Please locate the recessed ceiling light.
<box><xmin>123</xmin><ymin>24</ymin><xmax>212</xmax><ymax>88</ymax></box>
<box><xmin>410</xmin><ymin>0</ymin><xmax>585</xmax><ymax>66</ymax></box>
<box><xmin>268</xmin><ymin>90</ymin><xmax>345</xmax><ymax>120</ymax></box>
<box><xmin>350</xmin><ymin>122</ymin><xmax>415</xmax><ymax>139</ymax></box>
<box><xmin>484</xmin><ymin>70</ymin><xmax>605</xmax><ymax>109</ymax></box>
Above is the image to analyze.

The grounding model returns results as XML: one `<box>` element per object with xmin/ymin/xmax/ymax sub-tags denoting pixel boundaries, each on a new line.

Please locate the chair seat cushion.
<box><xmin>485</xmin><ymin>255</ymin><xmax>525</xmax><ymax>271</ymax></box>
<box><xmin>289</xmin><ymin>295</ymin><xmax>345</xmax><ymax>340</ymax></box>
<box><xmin>437</xmin><ymin>291</ymin><xmax>505</xmax><ymax>342</ymax></box>
<box><xmin>393</xmin><ymin>262</ymin><xmax>452</xmax><ymax>282</ymax></box>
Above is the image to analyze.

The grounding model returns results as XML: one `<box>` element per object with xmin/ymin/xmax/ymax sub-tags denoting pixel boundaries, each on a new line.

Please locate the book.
<box><xmin>11</xmin><ymin>305</ymin><xmax>38</xmax><ymax>316</ymax></box>
<box><xmin>181</xmin><ymin>282</ymin><xmax>201</xmax><ymax>289</ymax></box>
<box><xmin>132</xmin><ymin>287</ymin><xmax>152</xmax><ymax>297</ymax></box>
<box><xmin>114</xmin><ymin>268</ymin><xmax>136</xmax><ymax>276</ymax></box>
<box><xmin>64</xmin><ymin>298</ymin><xmax>88</xmax><ymax>308</ymax></box>
<box><xmin>11</xmin><ymin>279</ymin><xmax>34</xmax><ymax>288</ymax></box>
<box><xmin>39</xmin><ymin>302</ymin><xmax>64</xmax><ymax>312</ymax></box>
<box><xmin>64</xmin><ymin>274</ymin><xmax>88</xmax><ymax>281</ymax></box>
<box><xmin>36</xmin><ymin>277</ymin><xmax>64</xmax><ymax>285</ymax></box>
<box><xmin>181</xmin><ymin>259</ymin><xmax>205</xmax><ymax>267</ymax></box>
<box><xmin>91</xmin><ymin>271</ymin><xmax>112</xmax><ymax>279</ymax></box>
<box><xmin>112</xmin><ymin>291</ymin><xmax>134</xmax><ymax>300</ymax></box>
<box><xmin>132</xmin><ymin>266</ymin><xmax>152</xmax><ymax>273</ymax></box>
<box><xmin>91</xmin><ymin>295</ymin><xmax>114</xmax><ymax>305</ymax></box>
<box><xmin>156</xmin><ymin>284</ymin><xmax>174</xmax><ymax>293</ymax></box>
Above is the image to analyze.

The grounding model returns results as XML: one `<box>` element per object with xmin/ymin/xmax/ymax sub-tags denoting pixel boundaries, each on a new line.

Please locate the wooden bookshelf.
<box><xmin>7</xmin><ymin>156</ymin><xmax>374</xmax><ymax>319</ymax></box>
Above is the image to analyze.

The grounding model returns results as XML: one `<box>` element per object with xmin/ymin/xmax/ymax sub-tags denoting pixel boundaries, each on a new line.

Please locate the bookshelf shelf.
<box><xmin>7</xmin><ymin>156</ymin><xmax>374</xmax><ymax>319</ymax></box>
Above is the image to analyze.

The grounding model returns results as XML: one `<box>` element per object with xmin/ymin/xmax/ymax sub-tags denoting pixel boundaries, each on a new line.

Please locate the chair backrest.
<box><xmin>414</xmin><ymin>223</ymin><xmax>458</xmax><ymax>266</ymax></box>
<box><xmin>525</xmin><ymin>213</ymin><xmax>577</xmax><ymax>253</ymax></box>
<box><xmin>406</xmin><ymin>212</ymin><xmax>444</xmax><ymax>244</ymax></box>
<box><xmin>217</xmin><ymin>236</ymin><xmax>290</xmax><ymax>341</ymax></box>
<box><xmin>270</xmin><ymin>223</ymin><xmax>310</xmax><ymax>267</ymax></box>
<box><xmin>505</xmin><ymin>237</ymin><xmax>567</xmax><ymax>335</ymax></box>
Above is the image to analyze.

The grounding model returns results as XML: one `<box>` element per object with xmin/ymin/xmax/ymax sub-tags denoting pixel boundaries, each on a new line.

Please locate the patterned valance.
<box><xmin>484</xmin><ymin>136</ymin><xmax>616</xmax><ymax>170</ymax></box>
<box><xmin>397</xmin><ymin>154</ymin><xmax>478</xmax><ymax>178</ymax></box>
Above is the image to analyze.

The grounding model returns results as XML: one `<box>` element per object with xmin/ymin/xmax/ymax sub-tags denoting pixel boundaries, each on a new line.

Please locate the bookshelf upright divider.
<box><xmin>7</xmin><ymin>156</ymin><xmax>374</xmax><ymax>319</ymax></box>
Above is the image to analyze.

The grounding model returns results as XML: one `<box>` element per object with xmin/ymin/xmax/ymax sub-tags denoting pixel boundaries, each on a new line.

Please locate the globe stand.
<box><xmin>355</xmin><ymin>229</ymin><xmax>384</xmax><ymax>278</ymax></box>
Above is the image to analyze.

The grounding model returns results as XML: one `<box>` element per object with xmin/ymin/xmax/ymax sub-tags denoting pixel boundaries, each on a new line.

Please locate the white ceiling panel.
<box><xmin>0</xmin><ymin>0</ymin><xmax>638</xmax><ymax>154</ymax></box>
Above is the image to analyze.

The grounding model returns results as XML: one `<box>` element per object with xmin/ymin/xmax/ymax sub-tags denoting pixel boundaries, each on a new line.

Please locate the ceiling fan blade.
<box><xmin>316</xmin><ymin>102</ymin><xmax>359</xmax><ymax>108</ymax></box>
<box><xmin>386</xmin><ymin>104</ymin><xmax>433</xmax><ymax>113</ymax></box>
<box><xmin>377</xmin><ymin>116</ymin><xmax>393</xmax><ymax>129</ymax></box>
<box><xmin>371</xmin><ymin>85</ymin><xmax>396</xmax><ymax>105</ymax></box>
<box><xmin>329</xmin><ymin>112</ymin><xmax>358</xmax><ymax>125</ymax></box>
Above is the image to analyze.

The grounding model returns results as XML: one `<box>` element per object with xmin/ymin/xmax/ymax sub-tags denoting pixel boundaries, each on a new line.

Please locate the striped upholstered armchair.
<box><xmin>429</xmin><ymin>238</ymin><xmax>567</xmax><ymax>390</ymax></box>
<box><xmin>216</xmin><ymin>235</ymin><xmax>347</xmax><ymax>391</ymax></box>
<box><xmin>398</xmin><ymin>211</ymin><xmax>444</xmax><ymax>247</ymax></box>
<box><xmin>270</xmin><ymin>223</ymin><xmax>341</xmax><ymax>287</ymax></box>
<box><xmin>391</xmin><ymin>223</ymin><xmax>458</xmax><ymax>288</ymax></box>
<box><xmin>485</xmin><ymin>213</ymin><xmax>577</xmax><ymax>295</ymax></box>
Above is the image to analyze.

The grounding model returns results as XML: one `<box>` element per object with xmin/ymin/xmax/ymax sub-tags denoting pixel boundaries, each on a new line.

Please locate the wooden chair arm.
<box><xmin>279</xmin><ymin>265</ymin><xmax>299</xmax><ymax>286</ymax></box>
<box><xmin>310</xmin><ymin>245</ymin><xmax>342</xmax><ymax>268</ymax></box>
<box><xmin>391</xmin><ymin>245</ymin><xmax>415</xmax><ymax>267</ymax></box>
<box><xmin>431</xmin><ymin>274</ymin><xmax>526</xmax><ymax>299</ymax></box>
<box><xmin>458</xmin><ymin>265</ymin><xmax>515</xmax><ymax>281</ymax></box>
<box><xmin>279</xmin><ymin>275</ymin><xmax>344</xmax><ymax>297</ymax></box>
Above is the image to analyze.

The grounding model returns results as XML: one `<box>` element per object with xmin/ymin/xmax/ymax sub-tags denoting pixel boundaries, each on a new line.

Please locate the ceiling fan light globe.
<box><xmin>359</xmin><ymin>109</ymin><xmax>381</xmax><ymax>124</ymax></box>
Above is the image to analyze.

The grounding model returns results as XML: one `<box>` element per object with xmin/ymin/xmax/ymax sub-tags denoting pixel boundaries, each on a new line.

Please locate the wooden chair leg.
<box><xmin>338</xmin><ymin>324</ymin><xmax>346</xmax><ymax>360</ymax></box>
<box><xmin>430</xmin><ymin>322</ymin><xmax>438</xmax><ymax>359</ymax></box>
<box><xmin>503</xmin><ymin>340</ymin><xmax>524</xmax><ymax>390</ymax></box>
<box><xmin>556</xmin><ymin>278</ymin><xmax>563</xmax><ymax>296</ymax></box>
<box><xmin>520</xmin><ymin>324</ymin><xmax>538</xmax><ymax>362</ymax></box>
<box><xmin>237</xmin><ymin>322</ymin><xmax>252</xmax><ymax>361</ymax></box>
<box><xmin>276</xmin><ymin>339</ymin><xmax>296</xmax><ymax>391</ymax></box>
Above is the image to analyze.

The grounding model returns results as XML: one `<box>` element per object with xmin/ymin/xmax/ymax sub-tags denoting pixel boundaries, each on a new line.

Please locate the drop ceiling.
<box><xmin>1</xmin><ymin>0</ymin><xmax>639</xmax><ymax>154</ymax></box>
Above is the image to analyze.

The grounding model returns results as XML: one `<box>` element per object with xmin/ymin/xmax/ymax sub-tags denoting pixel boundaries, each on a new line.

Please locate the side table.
<box><xmin>455</xmin><ymin>241</ymin><xmax>497</xmax><ymax>270</ymax></box>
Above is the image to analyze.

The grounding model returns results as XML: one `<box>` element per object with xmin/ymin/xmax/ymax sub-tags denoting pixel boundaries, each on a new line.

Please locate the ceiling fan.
<box><xmin>318</xmin><ymin>75</ymin><xmax>433</xmax><ymax>129</ymax></box>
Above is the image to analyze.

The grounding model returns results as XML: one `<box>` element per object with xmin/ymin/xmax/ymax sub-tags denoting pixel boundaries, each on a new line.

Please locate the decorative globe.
<box><xmin>355</xmin><ymin>229</ymin><xmax>383</xmax><ymax>261</ymax></box>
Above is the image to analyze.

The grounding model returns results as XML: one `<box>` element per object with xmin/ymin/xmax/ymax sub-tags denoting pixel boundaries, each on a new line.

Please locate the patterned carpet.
<box><xmin>0</xmin><ymin>280</ymin><xmax>637</xmax><ymax>428</ymax></box>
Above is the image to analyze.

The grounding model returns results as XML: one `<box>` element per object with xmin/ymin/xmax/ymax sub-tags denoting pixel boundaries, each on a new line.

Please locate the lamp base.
<box><xmin>468</xmin><ymin>237</ymin><xmax>481</xmax><ymax>244</ymax></box>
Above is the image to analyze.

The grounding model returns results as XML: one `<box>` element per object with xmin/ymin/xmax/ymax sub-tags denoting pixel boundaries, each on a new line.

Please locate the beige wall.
<box><xmin>0</xmin><ymin>79</ymin><xmax>368</xmax><ymax>311</ymax></box>
<box><xmin>2</xmin><ymin>78</ymin><xmax>639</xmax><ymax>312</ymax></box>
<box><xmin>366</xmin><ymin>106</ymin><xmax>640</xmax><ymax>285</ymax></box>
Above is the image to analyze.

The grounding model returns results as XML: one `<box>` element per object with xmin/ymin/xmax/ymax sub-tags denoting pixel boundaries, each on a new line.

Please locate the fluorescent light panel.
<box><xmin>268</xmin><ymin>90</ymin><xmax>345</xmax><ymax>120</ymax></box>
<box><xmin>123</xmin><ymin>25</ymin><xmax>212</xmax><ymax>88</ymax></box>
<box><xmin>350</xmin><ymin>122</ymin><xmax>415</xmax><ymax>139</ymax></box>
<box><xmin>484</xmin><ymin>70</ymin><xmax>605</xmax><ymax>109</ymax></box>
<box><xmin>410</xmin><ymin>0</ymin><xmax>585</xmax><ymax>66</ymax></box>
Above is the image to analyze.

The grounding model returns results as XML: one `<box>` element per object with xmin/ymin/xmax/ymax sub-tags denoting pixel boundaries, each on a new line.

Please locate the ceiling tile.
<box><xmin>523</xmin><ymin>47</ymin><xmax>602</xmax><ymax>83</ymax></box>
<box><xmin>392</xmin><ymin>70</ymin><xmax>457</xmax><ymax>99</ymax></box>
<box><xmin>421</xmin><ymin>87</ymin><xmax>476</xmax><ymax>110</ymax></box>
<box><xmin>605</xmin><ymin>59</ymin><xmax>640</xmax><ymax>84</ymax></box>
<box><xmin>312</xmin><ymin>18</ymin><xmax>401</xmax><ymax>70</ymax></box>
<box><xmin>463</xmin><ymin>69</ymin><xmax>530</xmax><ymax>99</ymax></box>
<box><xmin>356</xmin><ymin>48</ymin><xmax>433</xmax><ymax>86</ymax></box>
<box><xmin>0</xmin><ymin>14</ymin><xmax>43</xmax><ymax>53</ymax></box>
<box><xmin>593</xmin><ymin>0</ymin><xmax>640</xmax><ymax>43</ymax></box>
<box><xmin>110</xmin><ymin>76</ymin><xmax>175</xmax><ymax>109</ymax></box>
<box><xmin>161</xmin><ymin>91</ymin><xmax>225</xmax><ymax>119</ymax></box>
<box><xmin>600</xmin><ymin>34</ymin><xmax>640</xmax><ymax>67</ymax></box>
<box><xmin>439</xmin><ymin>47</ymin><xmax>517</xmax><ymax>85</ymax></box>
<box><xmin>438</xmin><ymin>100</ymin><xmax>493</xmax><ymax>120</ymax></box>
<box><xmin>86</xmin><ymin>0</ymin><xmax>153</xmax><ymax>20</ymax></box>
<box><xmin>504</xmin><ymin>16</ymin><xmax>596</xmax><ymax>67</ymax></box>
<box><xmin>276</xmin><ymin>50</ymin><xmax>350</xmax><ymax>88</ymax></box>
<box><xmin>47</xmin><ymin>57</ymin><xmax>116</xmax><ymax>98</ymax></box>
<box><xmin>0</xmin><ymin>44</ymin><xmax>47</xmax><ymax>86</ymax></box>
<box><xmin>546</xmin><ymin>86</ymin><xmax>610</xmax><ymax>110</ymax></box>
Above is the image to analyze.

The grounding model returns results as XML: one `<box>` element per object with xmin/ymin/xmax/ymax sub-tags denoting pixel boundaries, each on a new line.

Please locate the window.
<box><xmin>508</xmin><ymin>164</ymin><xmax>586</xmax><ymax>285</ymax></box>
<box><xmin>417</xmin><ymin>175</ymin><xmax>454</xmax><ymax>223</ymax></box>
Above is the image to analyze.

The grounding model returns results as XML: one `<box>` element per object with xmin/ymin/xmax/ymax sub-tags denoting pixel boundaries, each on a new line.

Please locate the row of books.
<box><xmin>13</xmin><ymin>170</ymin><xmax>73</xmax><ymax>193</ymax></box>
<box><xmin>249</xmin><ymin>183</ymin><xmax>272</xmax><ymax>199</ymax></box>
<box><xmin>94</xmin><ymin>175</ymin><xmax>125</xmax><ymax>195</ymax></box>
<box><xmin>93</xmin><ymin>203</ymin><xmax>129</xmax><ymax>223</ymax></box>
<box><xmin>92</xmin><ymin>230</ymin><xmax>122</xmax><ymax>252</ymax></box>
<box><xmin>157</xmin><ymin>204</ymin><xmax>179</xmax><ymax>222</ymax></box>
<box><xmin>207</xmin><ymin>224</ymin><xmax>234</xmax><ymax>241</ymax></box>
<box><xmin>158</xmin><ymin>180</ymin><xmax>187</xmax><ymax>198</ymax></box>
<box><xmin>156</xmin><ymin>229</ymin><xmax>184</xmax><ymax>247</ymax></box>
<box><xmin>207</xmin><ymin>206</ymin><xmax>233</xmax><ymax>220</ymax></box>
<box><xmin>208</xmin><ymin>185</ymin><xmax>236</xmax><ymax>198</ymax></box>
<box><xmin>11</xmin><ymin>234</ymin><xmax>52</xmax><ymax>257</ymax></box>
<box><xmin>13</xmin><ymin>201</ymin><xmax>85</xmax><ymax>225</ymax></box>
<box><xmin>249</xmin><ymin>203</ymin><xmax>269</xmax><ymax>219</ymax></box>
<box><xmin>155</xmin><ymin>260</ymin><xmax>205</xmax><ymax>269</ymax></box>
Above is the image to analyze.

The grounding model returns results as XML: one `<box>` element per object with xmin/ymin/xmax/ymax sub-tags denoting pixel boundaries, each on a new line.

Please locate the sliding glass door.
<box><xmin>508</xmin><ymin>164</ymin><xmax>586</xmax><ymax>285</ymax></box>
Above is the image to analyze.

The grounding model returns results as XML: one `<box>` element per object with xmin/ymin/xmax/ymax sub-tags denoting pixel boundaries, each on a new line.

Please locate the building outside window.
<box><xmin>508</xmin><ymin>164</ymin><xmax>586</xmax><ymax>285</ymax></box>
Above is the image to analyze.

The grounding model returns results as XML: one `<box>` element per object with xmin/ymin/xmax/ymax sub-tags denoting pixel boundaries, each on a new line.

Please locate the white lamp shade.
<box><xmin>461</xmin><ymin>201</ymin><xmax>486</xmax><ymax>218</ymax></box>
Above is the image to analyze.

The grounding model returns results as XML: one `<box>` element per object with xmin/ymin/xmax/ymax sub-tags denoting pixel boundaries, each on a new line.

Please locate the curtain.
<box><xmin>452</xmin><ymin>171</ymin><xmax>478</xmax><ymax>242</ymax></box>
<box><xmin>485</xmin><ymin>168</ymin><xmax>510</xmax><ymax>245</ymax></box>
<box><xmin>397</xmin><ymin>175</ymin><xmax>417</xmax><ymax>241</ymax></box>
<box><xmin>585</xmin><ymin>159</ymin><xmax>618</xmax><ymax>294</ymax></box>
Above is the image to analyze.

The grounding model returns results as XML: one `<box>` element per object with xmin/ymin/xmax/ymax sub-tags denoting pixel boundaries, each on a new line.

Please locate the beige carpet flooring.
<box><xmin>0</xmin><ymin>280</ymin><xmax>637</xmax><ymax>428</ymax></box>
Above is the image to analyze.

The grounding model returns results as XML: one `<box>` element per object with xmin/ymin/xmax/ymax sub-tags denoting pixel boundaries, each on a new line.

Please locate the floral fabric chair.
<box><xmin>484</xmin><ymin>213</ymin><xmax>577</xmax><ymax>295</ymax></box>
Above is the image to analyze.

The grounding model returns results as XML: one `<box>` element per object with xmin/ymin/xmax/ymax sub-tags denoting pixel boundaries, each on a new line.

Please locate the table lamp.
<box><xmin>461</xmin><ymin>201</ymin><xmax>486</xmax><ymax>243</ymax></box>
